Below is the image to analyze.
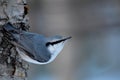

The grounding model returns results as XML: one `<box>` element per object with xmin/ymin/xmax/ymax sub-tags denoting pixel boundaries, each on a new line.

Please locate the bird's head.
<box><xmin>45</xmin><ymin>35</ymin><xmax>71</xmax><ymax>62</ymax></box>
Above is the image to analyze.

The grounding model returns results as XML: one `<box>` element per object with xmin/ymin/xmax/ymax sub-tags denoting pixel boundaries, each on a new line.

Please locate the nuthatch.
<box><xmin>3</xmin><ymin>23</ymin><xmax>71</xmax><ymax>65</ymax></box>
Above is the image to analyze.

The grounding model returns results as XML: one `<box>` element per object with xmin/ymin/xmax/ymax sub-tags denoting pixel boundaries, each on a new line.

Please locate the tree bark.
<box><xmin>0</xmin><ymin>0</ymin><xmax>29</xmax><ymax>80</ymax></box>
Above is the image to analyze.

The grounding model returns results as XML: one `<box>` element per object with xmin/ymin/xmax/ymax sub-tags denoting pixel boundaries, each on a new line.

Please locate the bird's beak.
<box><xmin>61</xmin><ymin>36</ymin><xmax>72</xmax><ymax>41</ymax></box>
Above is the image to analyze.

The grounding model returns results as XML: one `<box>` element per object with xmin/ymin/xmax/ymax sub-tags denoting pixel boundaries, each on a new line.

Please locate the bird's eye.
<box><xmin>46</xmin><ymin>42</ymin><xmax>51</xmax><ymax>46</ymax></box>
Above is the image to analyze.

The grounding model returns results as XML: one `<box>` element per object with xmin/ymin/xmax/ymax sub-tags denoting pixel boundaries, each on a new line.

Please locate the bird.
<box><xmin>3</xmin><ymin>23</ymin><xmax>71</xmax><ymax>65</ymax></box>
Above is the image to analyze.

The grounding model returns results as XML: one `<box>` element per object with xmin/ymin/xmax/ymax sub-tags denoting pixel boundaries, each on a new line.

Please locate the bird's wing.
<box><xmin>14</xmin><ymin>32</ymin><xmax>36</xmax><ymax>59</ymax></box>
<box><xmin>14</xmin><ymin>32</ymin><xmax>51</xmax><ymax>62</ymax></box>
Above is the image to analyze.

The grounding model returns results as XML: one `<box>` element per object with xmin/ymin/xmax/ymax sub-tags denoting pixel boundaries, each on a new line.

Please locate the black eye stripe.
<box><xmin>46</xmin><ymin>36</ymin><xmax>71</xmax><ymax>47</ymax></box>
<box><xmin>46</xmin><ymin>39</ymin><xmax>64</xmax><ymax>46</ymax></box>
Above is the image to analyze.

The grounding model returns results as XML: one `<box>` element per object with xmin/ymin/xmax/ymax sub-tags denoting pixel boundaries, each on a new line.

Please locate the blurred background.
<box><xmin>27</xmin><ymin>0</ymin><xmax>120</xmax><ymax>80</ymax></box>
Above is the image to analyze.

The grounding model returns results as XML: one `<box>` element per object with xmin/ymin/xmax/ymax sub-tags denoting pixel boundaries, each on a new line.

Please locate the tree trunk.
<box><xmin>0</xmin><ymin>0</ymin><xmax>29</xmax><ymax>80</ymax></box>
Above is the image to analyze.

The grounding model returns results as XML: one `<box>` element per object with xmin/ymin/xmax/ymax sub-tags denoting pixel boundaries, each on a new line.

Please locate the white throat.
<box><xmin>47</xmin><ymin>42</ymin><xmax>65</xmax><ymax>63</ymax></box>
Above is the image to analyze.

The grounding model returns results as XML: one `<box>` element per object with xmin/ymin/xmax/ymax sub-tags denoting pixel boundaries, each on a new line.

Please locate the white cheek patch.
<box><xmin>48</xmin><ymin>42</ymin><xmax>63</xmax><ymax>54</ymax></box>
<box><xmin>47</xmin><ymin>41</ymin><xmax>65</xmax><ymax>63</ymax></box>
<box><xmin>48</xmin><ymin>45</ymin><xmax>55</xmax><ymax>54</ymax></box>
<box><xmin>53</xmin><ymin>42</ymin><xmax>65</xmax><ymax>55</ymax></box>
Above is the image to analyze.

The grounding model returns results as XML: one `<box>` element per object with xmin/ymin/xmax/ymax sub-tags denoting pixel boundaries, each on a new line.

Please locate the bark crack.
<box><xmin>0</xmin><ymin>0</ymin><xmax>29</xmax><ymax>80</ymax></box>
